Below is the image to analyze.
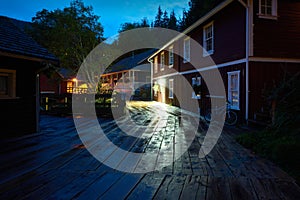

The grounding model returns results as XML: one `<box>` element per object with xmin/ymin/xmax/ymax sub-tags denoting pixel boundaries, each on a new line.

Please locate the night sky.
<box><xmin>0</xmin><ymin>0</ymin><xmax>189</xmax><ymax>38</ymax></box>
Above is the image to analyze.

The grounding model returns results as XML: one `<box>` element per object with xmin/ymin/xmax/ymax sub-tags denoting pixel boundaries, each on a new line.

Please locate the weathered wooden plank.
<box><xmin>155</xmin><ymin>130</ymin><xmax>174</xmax><ymax>173</ymax></box>
<box><xmin>126</xmin><ymin>173</ymin><xmax>166</xmax><ymax>200</ymax></box>
<box><xmin>0</xmin><ymin>149</ymin><xmax>85</xmax><ymax>199</ymax></box>
<box><xmin>220</xmin><ymin>131</ymin><xmax>271</xmax><ymax>178</ymax></box>
<box><xmin>250</xmin><ymin>178</ymin><xmax>285</xmax><ymax>200</ymax></box>
<box><xmin>75</xmin><ymin>171</ymin><xmax>124</xmax><ymax>199</ymax></box>
<box><xmin>173</xmin><ymin>156</ymin><xmax>184</xmax><ymax>176</ymax></box>
<box><xmin>17</xmin><ymin>150</ymin><xmax>102</xmax><ymax>199</ymax></box>
<box><xmin>153</xmin><ymin>175</ymin><xmax>186</xmax><ymax>200</ymax></box>
<box><xmin>215</xmin><ymin>135</ymin><xmax>248</xmax><ymax>178</ymax></box>
<box><xmin>99</xmin><ymin>173</ymin><xmax>144</xmax><ymax>199</ymax></box>
<box><xmin>48</xmin><ymin>165</ymin><xmax>114</xmax><ymax>199</ymax></box>
<box><xmin>195</xmin><ymin>176</ymin><xmax>208</xmax><ymax>200</ymax></box>
<box><xmin>180</xmin><ymin>175</ymin><xmax>206</xmax><ymax>200</ymax></box>
<box><xmin>206</xmin><ymin>177</ymin><xmax>232</xmax><ymax>200</ymax></box>
<box><xmin>228</xmin><ymin>177</ymin><xmax>258</xmax><ymax>200</ymax></box>
<box><xmin>275</xmin><ymin>179</ymin><xmax>300</xmax><ymax>200</ymax></box>
<box><xmin>0</xmin><ymin>132</ymin><xmax>82</xmax><ymax>184</ymax></box>
<box><xmin>21</xmin><ymin>171</ymin><xmax>82</xmax><ymax>199</ymax></box>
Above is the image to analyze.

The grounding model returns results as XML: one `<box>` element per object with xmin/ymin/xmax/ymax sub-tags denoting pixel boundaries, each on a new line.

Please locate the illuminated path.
<box><xmin>0</xmin><ymin>101</ymin><xmax>299</xmax><ymax>199</ymax></box>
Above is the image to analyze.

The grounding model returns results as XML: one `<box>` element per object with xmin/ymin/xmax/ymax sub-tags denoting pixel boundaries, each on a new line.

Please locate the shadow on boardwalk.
<box><xmin>0</xmin><ymin>101</ymin><xmax>299</xmax><ymax>199</ymax></box>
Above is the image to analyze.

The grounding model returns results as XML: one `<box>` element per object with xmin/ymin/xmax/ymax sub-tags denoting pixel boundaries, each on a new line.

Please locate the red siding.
<box><xmin>248</xmin><ymin>61</ymin><xmax>299</xmax><ymax>120</ymax></box>
<box><xmin>153</xmin><ymin>1</ymin><xmax>246</xmax><ymax>78</ymax></box>
<box><xmin>40</xmin><ymin>74</ymin><xmax>60</xmax><ymax>94</ymax></box>
<box><xmin>179</xmin><ymin>1</ymin><xmax>246</xmax><ymax>72</ymax></box>
<box><xmin>253</xmin><ymin>1</ymin><xmax>300</xmax><ymax>58</ymax></box>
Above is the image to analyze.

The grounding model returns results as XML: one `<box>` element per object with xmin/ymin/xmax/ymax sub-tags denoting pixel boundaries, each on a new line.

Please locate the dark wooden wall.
<box><xmin>0</xmin><ymin>56</ymin><xmax>41</xmax><ymax>137</ymax></box>
<box><xmin>248</xmin><ymin>61</ymin><xmax>300</xmax><ymax>120</ymax></box>
<box><xmin>253</xmin><ymin>0</ymin><xmax>300</xmax><ymax>58</ymax></box>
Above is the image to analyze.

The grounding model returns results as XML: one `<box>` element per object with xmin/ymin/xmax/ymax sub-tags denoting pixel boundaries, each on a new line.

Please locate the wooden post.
<box><xmin>46</xmin><ymin>97</ymin><xmax>49</xmax><ymax>111</ymax></box>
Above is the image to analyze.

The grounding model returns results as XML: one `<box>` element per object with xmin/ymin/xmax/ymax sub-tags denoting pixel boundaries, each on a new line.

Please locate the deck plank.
<box><xmin>126</xmin><ymin>173</ymin><xmax>165</xmax><ymax>200</ymax></box>
<box><xmin>180</xmin><ymin>175</ymin><xmax>206</xmax><ymax>200</ymax></box>
<box><xmin>153</xmin><ymin>175</ymin><xmax>186</xmax><ymax>200</ymax></box>
<box><xmin>98</xmin><ymin>173</ymin><xmax>144</xmax><ymax>200</ymax></box>
<box><xmin>0</xmin><ymin>102</ymin><xmax>299</xmax><ymax>199</ymax></box>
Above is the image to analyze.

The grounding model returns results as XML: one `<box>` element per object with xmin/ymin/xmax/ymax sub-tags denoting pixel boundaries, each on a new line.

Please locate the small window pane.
<box><xmin>0</xmin><ymin>76</ymin><xmax>8</xmax><ymax>95</ymax></box>
<box><xmin>228</xmin><ymin>71</ymin><xmax>240</xmax><ymax>110</ymax></box>
<box><xmin>169</xmin><ymin>47</ymin><xmax>174</xmax><ymax>65</ymax></box>
<box><xmin>203</xmin><ymin>22</ymin><xmax>214</xmax><ymax>55</ymax></box>
<box><xmin>160</xmin><ymin>53</ymin><xmax>165</xmax><ymax>71</ymax></box>
<box><xmin>154</xmin><ymin>56</ymin><xmax>158</xmax><ymax>73</ymax></box>
<box><xmin>184</xmin><ymin>38</ymin><xmax>190</xmax><ymax>62</ymax></box>
<box><xmin>169</xmin><ymin>79</ymin><xmax>174</xmax><ymax>98</ymax></box>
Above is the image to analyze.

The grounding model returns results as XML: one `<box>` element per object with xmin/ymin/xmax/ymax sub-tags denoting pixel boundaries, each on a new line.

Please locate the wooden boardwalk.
<box><xmin>1</xmin><ymin>101</ymin><xmax>299</xmax><ymax>199</ymax></box>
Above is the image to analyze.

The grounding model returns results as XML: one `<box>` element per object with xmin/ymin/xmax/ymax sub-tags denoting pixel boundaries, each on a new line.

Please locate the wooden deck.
<box><xmin>1</xmin><ymin>101</ymin><xmax>299</xmax><ymax>199</ymax></box>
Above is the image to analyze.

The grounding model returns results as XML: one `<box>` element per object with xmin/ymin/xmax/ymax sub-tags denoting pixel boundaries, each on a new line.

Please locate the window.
<box><xmin>160</xmin><ymin>52</ymin><xmax>165</xmax><ymax>71</ymax></box>
<box><xmin>169</xmin><ymin>46</ymin><xmax>174</xmax><ymax>67</ymax></box>
<box><xmin>0</xmin><ymin>69</ymin><xmax>16</xmax><ymax>98</ymax></box>
<box><xmin>227</xmin><ymin>71</ymin><xmax>240</xmax><ymax>110</ymax></box>
<box><xmin>154</xmin><ymin>56</ymin><xmax>158</xmax><ymax>73</ymax></box>
<box><xmin>169</xmin><ymin>79</ymin><xmax>174</xmax><ymax>99</ymax></box>
<box><xmin>192</xmin><ymin>76</ymin><xmax>201</xmax><ymax>99</ymax></box>
<box><xmin>67</xmin><ymin>81</ymin><xmax>73</xmax><ymax>93</ymax></box>
<box><xmin>183</xmin><ymin>38</ymin><xmax>190</xmax><ymax>63</ymax></box>
<box><xmin>153</xmin><ymin>81</ymin><xmax>160</xmax><ymax>97</ymax></box>
<box><xmin>259</xmin><ymin>0</ymin><xmax>277</xmax><ymax>19</ymax></box>
<box><xmin>203</xmin><ymin>22</ymin><xmax>214</xmax><ymax>56</ymax></box>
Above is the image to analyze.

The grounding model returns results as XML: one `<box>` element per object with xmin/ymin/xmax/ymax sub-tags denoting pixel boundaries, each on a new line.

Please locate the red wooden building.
<box><xmin>39</xmin><ymin>67</ymin><xmax>84</xmax><ymax>95</ymax></box>
<box><xmin>149</xmin><ymin>0</ymin><xmax>300</xmax><ymax>125</ymax></box>
<box><xmin>0</xmin><ymin>16</ymin><xmax>58</xmax><ymax>136</ymax></box>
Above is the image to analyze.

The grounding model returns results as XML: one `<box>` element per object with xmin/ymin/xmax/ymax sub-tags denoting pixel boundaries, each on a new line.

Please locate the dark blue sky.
<box><xmin>0</xmin><ymin>0</ymin><xmax>189</xmax><ymax>38</ymax></box>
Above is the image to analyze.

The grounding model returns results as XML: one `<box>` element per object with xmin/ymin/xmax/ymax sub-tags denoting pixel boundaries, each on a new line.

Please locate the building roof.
<box><xmin>57</xmin><ymin>67</ymin><xmax>76</xmax><ymax>79</ymax></box>
<box><xmin>104</xmin><ymin>49</ymin><xmax>156</xmax><ymax>74</ymax></box>
<box><xmin>0</xmin><ymin>16</ymin><xmax>58</xmax><ymax>62</ymax></box>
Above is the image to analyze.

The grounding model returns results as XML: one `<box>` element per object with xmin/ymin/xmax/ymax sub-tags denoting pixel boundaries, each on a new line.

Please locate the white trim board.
<box><xmin>153</xmin><ymin>58</ymin><xmax>246</xmax><ymax>80</ymax></box>
<box><xmin>249</xmin><ymin>57</ymin><xmax>300</xmax><ymax>63</ymax></box>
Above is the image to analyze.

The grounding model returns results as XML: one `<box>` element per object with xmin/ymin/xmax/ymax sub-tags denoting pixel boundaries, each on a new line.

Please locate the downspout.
<box><xmin>239</xmin><ymin>0</ymin><xmax>250</xmax><ymax>123</ymax></box>
<box><xmin>148</xmin><ymin>58</ymin><xmax>154</xmax><ymax>101</ymax></box>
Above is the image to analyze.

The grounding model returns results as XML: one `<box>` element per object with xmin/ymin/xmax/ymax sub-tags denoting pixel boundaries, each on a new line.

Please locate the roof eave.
<box><xmin>0</xmin><ymin>50</ymin><xmax>59</xmax><ymax>65</ymax></box>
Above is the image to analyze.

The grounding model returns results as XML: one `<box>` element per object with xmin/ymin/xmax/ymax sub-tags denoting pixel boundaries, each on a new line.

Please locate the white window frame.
<box><xmin>168</xmin><ymin>79</ymin><xmax>174</xmax><ymax>99</ymax></box>
<box><xmin>183</xmin><ymin>37</ymin><xmax>190</xmax><ymax>63</ymax></box>
<box><xmin>168</xmin><ymin>46</ymin><xmax>174</xmax><ymax>67</ymax></box>
<box><xmin>258</xmin><ymin>0</ymin><xmax>278</xmax><ymax>19</ymax></box>
<box><xmin>154</xmin><ymin>56</ymin><xmax>158</xmax><ymax>73</ymax></box>
<box><xmin>227</xmin><ymin>70</ymin><xmax>240</xmax><ymax>110</ymax></box>
<box><xmin>0</xmin><ymin>69</ymin><xmax>16</xmax><ymax>99</ymax></box>
<box><xmin>192</xmin><ymin>76</ymin><xmax>201</xmax><ymax>99</ymax></box>
<box><xmin>203</xmin><ymin>21</ymin><xmax>214</xmax><ymax>57</ymax></box>
<box><xmin>160</xmin><ymin>52</ymin><xmax>165</xmax><ymax>71</ymax></box>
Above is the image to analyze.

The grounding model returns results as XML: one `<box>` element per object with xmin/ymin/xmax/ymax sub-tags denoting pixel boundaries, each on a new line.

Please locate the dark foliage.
<box><xmin>237</xmin><ymin>72</ymin><xmax>300</xmax><ymax>183</ymax></box>
<box><xmin>29</xmin><ymin>0</ymin><xmax>104</xmax><ymax>71</ymax></box>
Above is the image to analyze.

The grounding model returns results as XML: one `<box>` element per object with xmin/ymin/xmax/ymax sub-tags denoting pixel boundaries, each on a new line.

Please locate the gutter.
<box><xmin>238</xmin><ymin>0</ymin><xmax>250</xmax><ymax>122</ymax></box>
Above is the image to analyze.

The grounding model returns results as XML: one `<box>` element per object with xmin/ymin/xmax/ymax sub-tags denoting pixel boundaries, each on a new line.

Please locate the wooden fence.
<box><xmin>40</xmin><ymin>93</ymin><xmax>114</xmax><ymax>118</ymax></box>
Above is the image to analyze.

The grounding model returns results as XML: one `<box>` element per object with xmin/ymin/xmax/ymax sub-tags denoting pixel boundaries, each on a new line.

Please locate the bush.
<box><xmin>236</xmin><ymin>71</ymin><xmax>300</xmax><ymax>183</ymax></box>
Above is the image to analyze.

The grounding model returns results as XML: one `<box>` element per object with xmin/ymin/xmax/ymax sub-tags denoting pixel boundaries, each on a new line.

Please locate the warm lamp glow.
<box><xmin>72</xmin><ymin>78</ymin><xmax>77</xmax><ymax>82</ymax></box>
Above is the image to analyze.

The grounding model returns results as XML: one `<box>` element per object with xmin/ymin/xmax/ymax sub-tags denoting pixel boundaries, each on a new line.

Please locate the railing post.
<box><xmin>46</xmin><ymin>97</ymin><xmax>49</xmax><ymax>111</ymax></box>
